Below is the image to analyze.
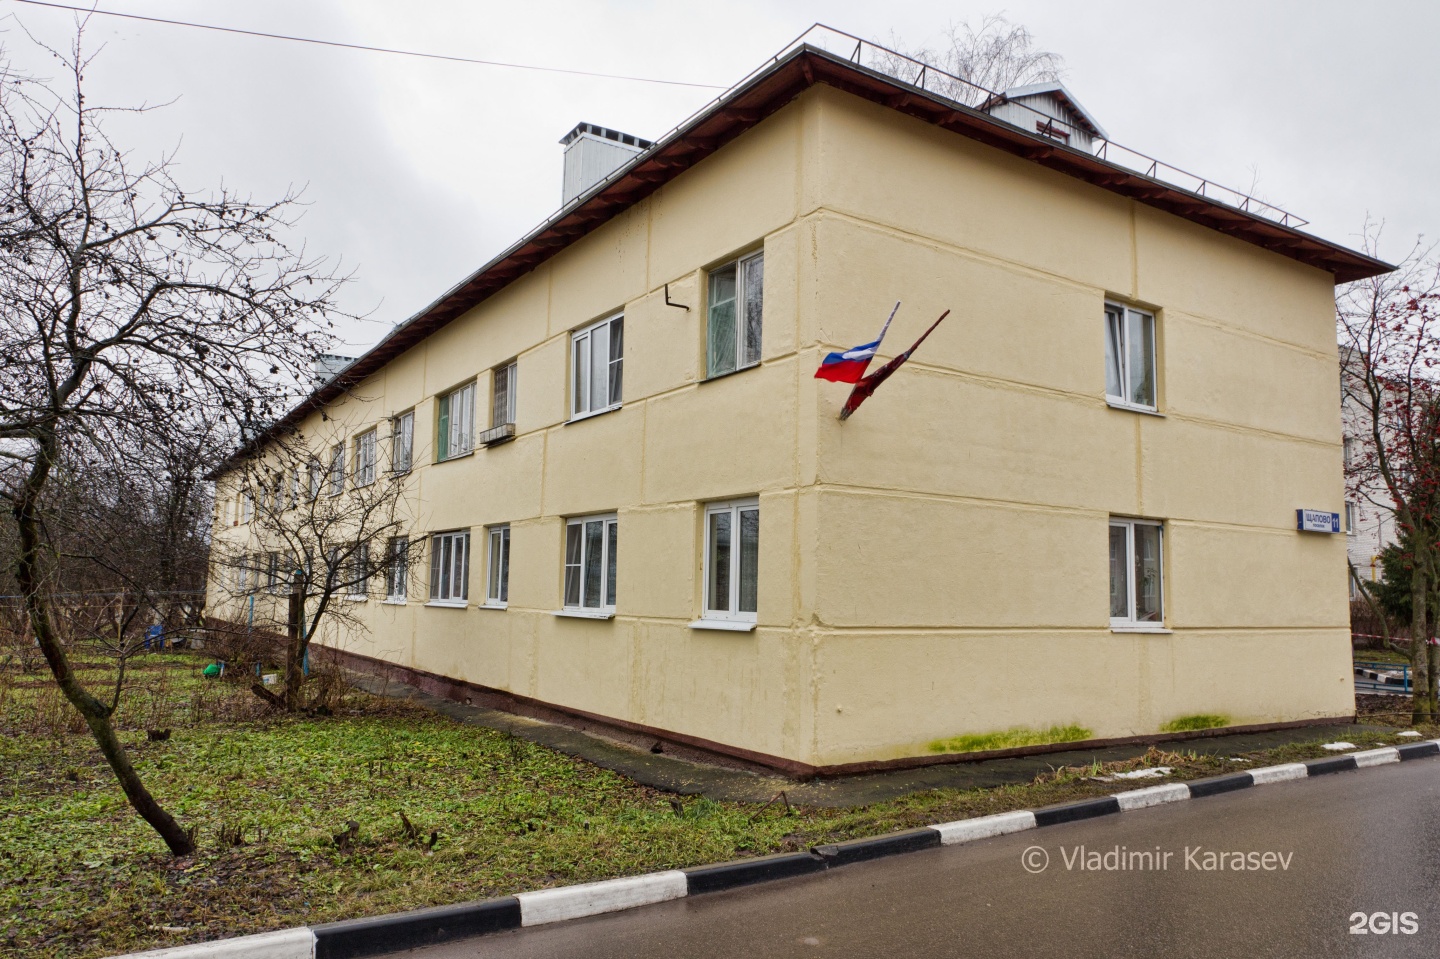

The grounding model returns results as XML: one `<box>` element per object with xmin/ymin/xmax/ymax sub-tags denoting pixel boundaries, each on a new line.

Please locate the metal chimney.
<box><xmin>560</xmin><ymin>122</ymin><xmax>653</xmax><ymax>206</ymax></box>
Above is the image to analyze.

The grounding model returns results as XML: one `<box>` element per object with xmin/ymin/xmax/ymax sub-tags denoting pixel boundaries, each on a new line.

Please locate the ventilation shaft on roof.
<box><xmin>560</xmin><ymin>122</ymin><xmax>654</xmax><ymax>206</ymax></box>
<box><xmin>979</xmin><ymin>81</ymin><xmax>1108</xmax><ymax>153</ymax></box>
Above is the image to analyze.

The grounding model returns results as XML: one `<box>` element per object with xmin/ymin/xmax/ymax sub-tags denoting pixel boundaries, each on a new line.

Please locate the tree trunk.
<box><xmin>1410</xmin><ymin>554</ymin><xmax>1433</xmax><ymax>725</ymax></box>
<box><xmin>13</xmin><ymin>460</ymin><xmax>195</xmax><ymax>857</ymax></box>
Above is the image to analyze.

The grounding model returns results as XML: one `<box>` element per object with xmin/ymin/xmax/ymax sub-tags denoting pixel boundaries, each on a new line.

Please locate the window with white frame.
<box><xmin>493</xmin><ymin>362</ymin><xmax>517</xmax><ymax>427</ymax></box>
<box><xmin>328</xmin><ymin>443</ymin><xmax>346</xmax><ymax>496</ymax></box>
<box><xmin>437</xmin><ymin>383</ymin><xmax>475</xmax><ymax>460</ymax></box>
<box><xmin>1104</xmin><ymin>303</ymin><xmax>1157</xmax><ymax>411</ymax></box>
<box><xmin>288</xmin><ymin>471</ymin><xmax>299</xmax><ymax>510</ymax></box>
<box><xmin>347</xmin><ymin>542</ymin><xmax>370</xmax><ymax>599</ymax></box>
<box><xmin>707</xmin><ymin>252</ymin><xmax>764</xmax><ymax>378</ymax></box>
<box><xmin>485</xmin><ymin>524</ymin><xmax>511</xmax><ymax>605</ymax></box>
<box><xmin>429</xmin><ymin>530</ymin><xmax>470</xmax><ymax>604</ymax></box>
<box><xmin>571</xmin><ymin>314</ymin><xmax>623</xmax><ymax>418</ymax></box>
<box><xmin>266</xmin><ymin>552</ymin><xmax>282</xmax><ymax>594</ymax></box>
<box><xmin>1109</xmin><ymin>518</ymin><xmax>1163</xmax><ymax>627</ymax></box>
<box><xmin>703</xmin><ymin>499</ymin><xmax>759</xmax><ymax>622</ymax></box>
<box><xmin>270</xmin><ymin>475</ymin><xmax>283</xmax><ymax>514</ymax></box>
<box><xmin>242</xmin><ymin>488</ymin><xmax>254</xmax><ymax>522</ymax></box>
<box><xmin>1345</xmin><ymin>502</ymin><xmax>1356</xmax><ymax>535</ymax></box>
<box><xmin>386</xmin><ymin>535</ymin><xmax>409</xmax><ymax>601</ymax></box>
<box><xmin>1343</xmin><ymin>436</ymin><xmax>1355</xmax><ymax>469</ymax></box>
<box><xmin>563</xmin><ymin>514</ymin><xmax>616</xmax><ymax>612</ymax></box>
<box><xmin>354</xmin><ymin>429</ymin><xmax>377</xmax><ymax>487</ymax></box>
<box><xmin>392</xmin><ymin>411</ymin><xmax>414</xmax><ymax>473</ymax></box>
<box><xmin>308</xmin><ymin>457</ymin><xmax>321</xmax><ymax>500</ymax></box>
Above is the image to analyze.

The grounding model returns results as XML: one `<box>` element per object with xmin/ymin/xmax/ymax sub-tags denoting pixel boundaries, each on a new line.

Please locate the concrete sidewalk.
<box><xmin>352</xmin><ymin>672</ymin><xmax>1381</xmax><ymax>808</ymax></box>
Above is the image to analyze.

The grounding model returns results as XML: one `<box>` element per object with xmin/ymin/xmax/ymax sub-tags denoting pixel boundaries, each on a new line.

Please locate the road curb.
<box><xmin>106</xmin><ymin>738</ymin><xmax>1440</xmax><ymax>959</ymax></box>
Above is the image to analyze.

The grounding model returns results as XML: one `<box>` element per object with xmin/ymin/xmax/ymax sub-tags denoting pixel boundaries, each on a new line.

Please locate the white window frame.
<box><xmin>570</xmin><ymin>314</ymin><xmax>623</xmax><ymax>420</ymax></box>
<box><xmin>1345</xmin><ymin>502</ymin><xmax>1356</xmax><ymax>536</ymax></box>
<box><xmin>437</xmin><ymin>383</ymin><xmax>476</xmax><ymax>461</ymax></box>
<box><xmin>492</xmin><ymin>361</ymin><xmax>518</xmax><ymax>428</ymax></box>
<box><xmin>354</xmin><ymin>429</ymin><xmax>377</xmax><ymax>487</ymax></box>
<box><xmin>706</xmin><ymin>251</ymin><xmax>764</xmax><ymax>378</ymax></box>
<box><xmin>392</xmin><ymin>410</ymin><xmax>414</xmax><ymax>473</ymax></box>
<box><xmin>328</xmin><ymin>443</ymin><xmax>345</xmax><ymax>496</ymax></box>
<box><xmin>307</xmin><ymin>457</ymin><xmax>321</xmax><ymax>500</ymax></box>
<box><xmin>1109</xmin><ymin>518</ymin><xmax>1165</xmax><ymax>630</ymax></box>
<box><xmin>560</xmin><ymin>513</ymin><xmax>617</xmax><ymax>616</ymax></box>
<box><xmin>288</xmin><ymin>471</ymin><xmax>299</xmax><ymax>510</ymax></box>
<box><xmin>428</xmin><ymin>530</ymin><xmax>470</xmax><ymax>606</ymax></box>
<box><xmin>242</xmin><ymin>488</ymin><xmax>254</xmax><ymax>523</ymax></box>
<box><xmin>485</xmin><ymin>524</ymin><xmax>511</xmax><ymax>607</ymax></box>
<box><xmin>1104</xmin><ymin>302</ymin><xmax>1158</xmax><ymax>413</ymax></box>
<box><xmin>697</xmin><ymin>498</ymin><xmax>760</xmax><ymax>629</ymax></box>
<box><xmin>385</xmin><ymin>535</ymin><xmax>409</xmax><ymax>603</ymax></box>
<box><xmin>346</xmin><ymin>542</ymin><xmax>370</xmax><ymax>600</ymax></box>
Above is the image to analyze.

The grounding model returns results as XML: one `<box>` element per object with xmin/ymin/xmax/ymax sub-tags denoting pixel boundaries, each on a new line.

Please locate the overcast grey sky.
<box><xmin>5</xmin><ymin>0</ymin><xmax>1436</xmax><ymax>353</ymax></box>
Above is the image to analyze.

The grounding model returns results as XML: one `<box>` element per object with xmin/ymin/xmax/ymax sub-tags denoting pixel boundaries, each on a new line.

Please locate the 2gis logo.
<box><xmin>1348</xmin><ymin>911</ymin><xmax>1419</xmax><ymax>935</ymax></box>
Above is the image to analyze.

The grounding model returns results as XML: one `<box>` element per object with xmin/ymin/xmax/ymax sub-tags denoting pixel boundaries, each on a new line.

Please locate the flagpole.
<box><xmin>874</xmin><ymin>301</ymin><xmax>900</xmax><ymax>351</ymax></box>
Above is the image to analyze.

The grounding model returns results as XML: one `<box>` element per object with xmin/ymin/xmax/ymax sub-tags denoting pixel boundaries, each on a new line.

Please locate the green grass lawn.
<box><xmin>0</xmin><ymin>652</ymin><xmax>1433</xmax><ymax>959</ymax></box>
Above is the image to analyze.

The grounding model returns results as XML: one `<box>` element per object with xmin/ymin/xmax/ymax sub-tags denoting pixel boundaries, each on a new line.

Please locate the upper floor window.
<box><xmin>437</xmin><ymin>382</ymin><xmax>476</xmax><ymax>461</ymax></box>
<box><xmin>493</xmin><ymin>361</ymin><xmax>517</xmax><ymax>428</ymax></box>
<box><xmin>704</xmin><ymin>499</ymin><xmax>759</xmax><ymax>623</ymax></box>
<box><xmin>1109</xmin><ymin>518</ymin><xmax>1163</xmax><ymax>628</ymax></box>
<box><xmin>328</xmin><ymin>443</ymin><xmax>345</xmax><ymax>496</ymax></box>
<box><xmin>354</xmin><ymin>429</ymin><xmax>377</xmax><ymax>487</ymax></box>
<box><xmin>1345</xmin><ymin>502</ymin><xmax>1357</xmax><ymax>535</ymax></box>
<box><xmin>707</xmin><ymin>252</ymin><xmax>764</xmax><ymax>378</ymax></box>
<box><xmin>563</xmin><ymin>513</ymin><xmax>616</xmax><ymax>613</ymax></box>
<box><xmin>572</xmin><ymin>314</ymin><xmax>623</xmax><ymax>419</ymax></box>
<box><xmin>288</xmin><ymin>471</ymin><xmax>299</xmax><ymax>510</ymax></box>
<box><xmin>1104</xmin><ymin>303</ymin><xmax>1157</xmax><ymax>412</ymax></box>
<box><xmin>392</xmin><ymin>411</ymin><xmax>414</xmax><ymax>473</ymax></box>
<box><xmin>242</xmin><ymin>488</ymin><xmax>254</xmax><ymax>522</ymax></box>
<box><xmin>307</xmin><ymin>456</ymin><xmax>322</xmax><ymax>500</ymax></box>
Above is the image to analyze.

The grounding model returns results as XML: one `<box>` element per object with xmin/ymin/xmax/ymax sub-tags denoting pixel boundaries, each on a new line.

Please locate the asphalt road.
<box><xmin>415</xmin><ymin>760</ymin><xmax>1440</xmax><ymax>958</ymax></box>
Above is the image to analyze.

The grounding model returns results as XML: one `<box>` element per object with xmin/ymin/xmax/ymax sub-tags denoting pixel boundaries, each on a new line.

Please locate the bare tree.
<box><xmin>0</xmin><ymin>28</ymin><xmax>342</xmax><ymax>856</ymax></box>
<box><xmin>870</xmin><ymin>15</ymin><xmax>1065</xmax><ymax>106</ymax></box>
<box><xmin>1339</xmin><ymin>224</ymin><xmax>1440</xmax><ymax>722</ymax></box>
<box><xmin>211</xmin><ymin>424</ymin><xmax>423</xmax><ymax>713</ymax></box>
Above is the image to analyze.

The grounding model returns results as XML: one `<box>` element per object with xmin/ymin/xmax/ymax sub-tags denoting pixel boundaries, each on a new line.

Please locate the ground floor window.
<box><xmin>430</xmin><ymin>530</ymin><xmax>470</xmax><ymax>604</ymax></box>
<box><xmin>386</xmin><ymin>536</ymin><xmax>409</xmax><ymax>601</ymax></box>
<box><xmin>564</xmin><ymin>514</ymin><xmax>616</xmax><ymax>612</ymax></box>
<box><xmin>1109</xmin><ymin>518</ymin><xmax>1163</xmax><ymax>626</ymax></box>
<box><xmin>704</xmin><ymin>498</ymin><xmax>759</xmax><ymax>621</ymax></box>
<box><xmin>487</xmin><ymin>525</ymin><xmax>510</xmax><ymax>604</ymax></box>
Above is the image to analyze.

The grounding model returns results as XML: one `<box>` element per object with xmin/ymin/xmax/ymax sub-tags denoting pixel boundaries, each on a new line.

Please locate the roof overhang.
<box><xmin>214</xmin><ymin>44</ymin><xmax>1393</xmax><ymax>475</ymax></box>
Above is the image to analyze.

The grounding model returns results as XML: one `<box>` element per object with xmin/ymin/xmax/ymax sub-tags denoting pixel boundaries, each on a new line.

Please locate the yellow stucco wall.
<box><xmin>208</xmin><ymin>83</ymin><xmax>1354</xmax><ymax>768</ymax></box>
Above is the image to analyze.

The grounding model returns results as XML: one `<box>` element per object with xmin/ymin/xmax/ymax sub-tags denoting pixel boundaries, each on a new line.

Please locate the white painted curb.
<box><xmin>1248</xmin><ymin>762</ymin><xmax>1309</xmax><ymax>784</ymax></box>
<box><xmin>517</xmin><ymin>870</ymin><xmax>688</xmax><ymax>926</ymax></box>
<box><xmin>1114</xmin><ymin>782</ymin><xmax>1190</xmax><ymax>810</ymax></box>
<box><xmin>933</xmin><ymin>810</ymin><xmax>1037</xmax><ymax>845</ymax></box>
<box><xmin>106</xmin><ymin>927</ymin><xmax>315</xmax><ymax>959</ymax></box>
<box><xmin>1352</xmin><ymin>746</ymin><xmax>1401</xmax><ymax>768</ymax></box>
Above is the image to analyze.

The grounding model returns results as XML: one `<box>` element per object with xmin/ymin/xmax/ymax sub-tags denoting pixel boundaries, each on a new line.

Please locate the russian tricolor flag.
<box><xmin>814</xmin><ymin>339</ymin><xmax>881</xmax><ymax>383</ymax></box>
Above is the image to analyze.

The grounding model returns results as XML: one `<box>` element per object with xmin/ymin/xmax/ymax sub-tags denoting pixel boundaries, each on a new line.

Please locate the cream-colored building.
<box><xmin>208</xmin><ymin>41</ymin><xmax>1389</xmax><ymax>775</ymax></box>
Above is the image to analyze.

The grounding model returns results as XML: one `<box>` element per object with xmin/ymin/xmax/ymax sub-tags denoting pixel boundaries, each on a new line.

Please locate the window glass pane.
<box><xmin>590</xmin><ymin>323</ymin><xmax>609</xmax><ymax>413</ymax></box>
<box><xmin>708</xmin><ymin>265</ymin><xmax>738</xmax><ymax>377</ymax></box>
<box><xmin>1108</xmin><ymin>524</ymin><xmax>1129</xmax><ymax>619</ymax></box>
<box><xmin>492</xmin><ymin>366</ymin><xmax>508</xmax><ymax>427</ymax></box>
<box><xmin>608</xmin><ymin>318</ymin><xmax>623</xmax><ymax>407</ymax></box>
<box><xmin>430</xmin><ymin>538</ymin><xmax>441</xmax><ymax>598</ymax></box>
<box><xmin>437</xmin><ymin>395</ymin><xmax>450</xmax><ymax>460</ymax></box>
<box><xmin>440</xmin><ymin>537</ymin><xmax>452</xmax><ymax>598</ymax></box>
<box><xmin>488</xmin><ymin>529</ymin><xmax>502</xmax><ymax>600</ymax></box>
<box><xmin>1127</xmin><ymin>310</ymin><xmax>1156</xmax><ymax>407</ymax></box>
<box><xmin>738</xmin><ymin>507</ymin><xmax>759</xmax><ymax>614</ymax></box>
<box><xmin>499</xmin><ymin>528</ymin><xmax>510</xmax><ymax>602</ymax></box>
<box><xmin>708</xmin><ymin>510</ymin><xmax>731</xmax><ymax>612</ymax></box>
<box><xmin>459</xmin><ymin>533</ymin><xmax>470</xmax><ymax>601</ymax></box>
<box><xmin>1134</xmin><ymin>524</ymin><xmax>1162</xmax><ymax>622</ymax></box>
<box><xmin>1104</xmin><ymin>307</ymin><xmax>1124</xmax><ymax>400</ymax></box>
<box><xmin>605</xmin><ymin>520</ymin><xmax>617</xmax><ymax>607</ymax></box>
<box><xmin>573</xmin><ymin>335</ymin><xmax>590</xmax><ymax>415</ymax></box>
<box><xmin>583</xmin><ymin>519</ymin><xmax>604</xmax><ymax>607</ymax></box>
<box><xmin>564</xmin><ymin>524</ymin><xmax>582</xmax><ymax>606</ymax></box>
<box><xmin>742</xmin><ymin>255</ymin><xmax>764</xmax><ymax>367</ymax></box>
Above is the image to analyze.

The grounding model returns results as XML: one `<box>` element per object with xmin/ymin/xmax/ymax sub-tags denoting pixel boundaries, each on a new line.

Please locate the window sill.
<box><xmin>477</xmin><ymin>602</ymin><xmax>508</xmax><ymax>611</ymax></box>
<box><xmin>425</xmin><ymin>600</ymin><xmax>469</xmax><ymax>609</ymax></box>
<box><xmin>344</xmin><ymin>595</ymin><xmax>368</xmax><ymax>603</ymax></box>
<box><xmin>701</xmin><ymin>362</ymin><xmax>760</xmax><ymax>384</ymax></box>
<box><xmin>553</xmin><ymin>608</ymin><xmax>615</xmax><ymax>620</ymax></box>
<box><xmin>1110</xmin><ymin>625</ymin><xmax>1173</xmax><ymax>634</ymax></box>
<box><xmin>689</xmin><ymin>619</ymin><xmax>756</xmax><ymax>632</ymax></box>
<box><xmin>567</xmin><ymin>404</ymin><xmax>621</xmax><ymax>425</ymax></box>
<box><xmin>1105</xmin><ymin>399</ymin><xmax>1164</xmax><ymax>417</ymax></box>
<box><xmin>381</xmin><ymin>598</ymin><xmax>407</xmax><ymax>606</ymax></box>
<box><xmin>435</xmin><ymin>449</ymin><xmax>475</xmax><ymax>464</ymax></box>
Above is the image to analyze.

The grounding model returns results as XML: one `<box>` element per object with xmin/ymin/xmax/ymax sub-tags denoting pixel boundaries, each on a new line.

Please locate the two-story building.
<box><xmin>208</xmin><ymin>35</ymin><xmax>1389</xmax><ymax>775</ymax></box>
